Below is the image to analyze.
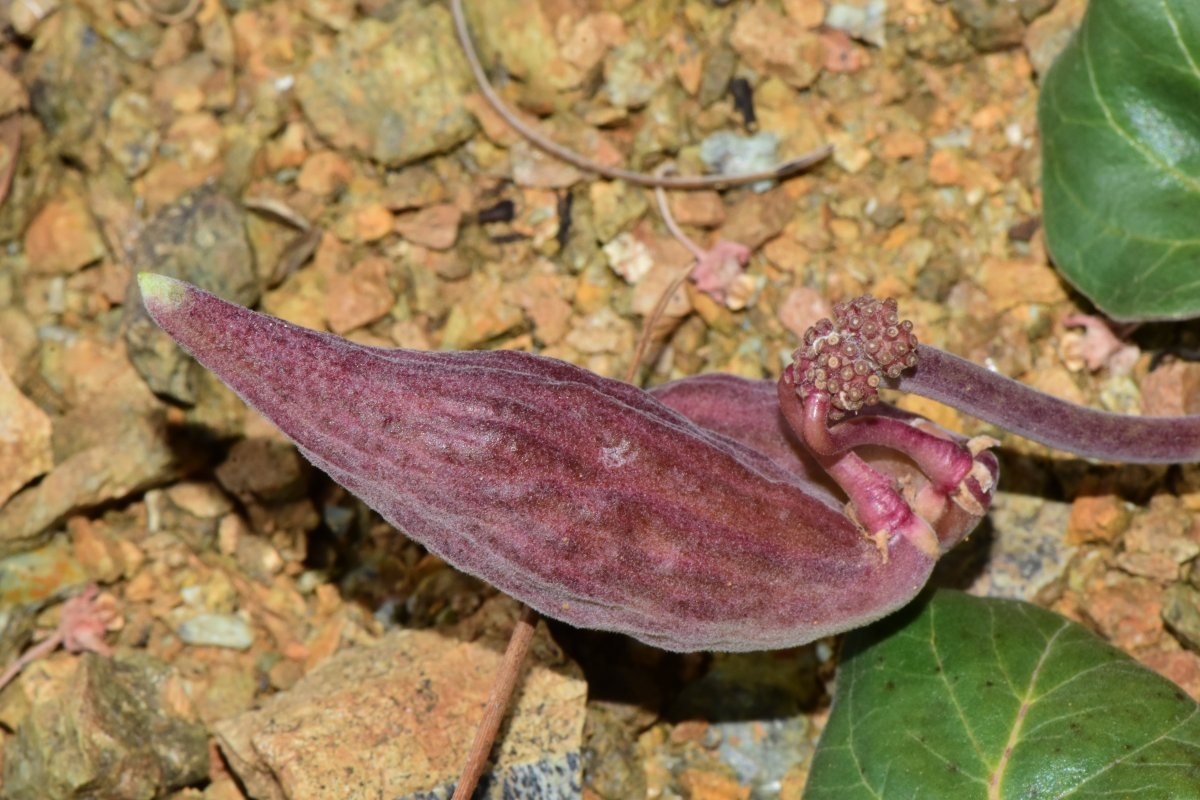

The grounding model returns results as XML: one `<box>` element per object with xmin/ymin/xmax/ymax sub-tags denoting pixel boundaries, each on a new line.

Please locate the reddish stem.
<box><xmin>901</xmin><ymin>345</ymin><xmax>1200</xmax><ymax>463</ymax></box>
<box><xmin>451</xmin><ymin>604</ymin><xmax>540</xmax><ymax>800</ymax></box>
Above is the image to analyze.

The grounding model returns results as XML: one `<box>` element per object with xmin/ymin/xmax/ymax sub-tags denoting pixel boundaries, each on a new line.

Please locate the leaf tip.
<box><xmin>137</xmin><ymin>272</ymin><xmax>189</xmax><ymax>317</ymax></box>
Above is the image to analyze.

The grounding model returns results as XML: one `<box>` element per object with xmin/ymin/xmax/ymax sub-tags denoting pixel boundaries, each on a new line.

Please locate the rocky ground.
<box><xmin>2</xmin><ymin>0</ymin><xmax>1200</xmax><ymax>798</ymax></box>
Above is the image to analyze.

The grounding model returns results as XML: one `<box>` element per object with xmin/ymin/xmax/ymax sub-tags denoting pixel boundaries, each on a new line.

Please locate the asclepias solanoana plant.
<box><xmin>137</xmin><ymin>274</ymin><xmax>997</xmax><ymax>651</ymax></box>
<box><xmin>139</xmin><ymin>273</ymin><xmax>1200</xmax><ymax>796</ymax></box>
<box><xmin>804</xmin><ymin>590</ymin><xmax>1200</xmax><ymax>799</ymax></box>
<box><xmin>1039</xmin><ymin>0</ymin><xmax>1200</xmax><ymax>321</ymax></box>
<box><xmin>137</xmin><ymin>273</ymin><xmax>1200</xmax><ymax>651</ymax></box>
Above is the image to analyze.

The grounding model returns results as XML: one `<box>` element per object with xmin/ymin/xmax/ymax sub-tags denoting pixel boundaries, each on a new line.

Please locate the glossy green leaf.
<box><xmin>1039</xmin><ymin>0</ymin><xmax>1200</xmax><ymax>321</ymax></box>
<box><xmin>804</xmin><ymin>590</ymin><xmax>1200</xmax><ymax>799</ymax></box>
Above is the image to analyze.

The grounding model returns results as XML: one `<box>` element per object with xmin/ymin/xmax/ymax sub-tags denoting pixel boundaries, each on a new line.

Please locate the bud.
<box><xmin>138</xmin><ymin>274</ymin><xmax>994</xmax><ymax>652</ymax></box>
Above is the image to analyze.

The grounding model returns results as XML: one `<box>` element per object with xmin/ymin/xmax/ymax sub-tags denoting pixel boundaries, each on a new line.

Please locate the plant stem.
<box><xmin>902</xmin><ymin>345</ymin><xmax>1200</xmax><ymax>463</ymax></box>
<box><xmin>451</xmin><ymin>604</ymin><xmax>540</xmax><ymax>800</ymax></box>
<box><xmin>0</xmin><ymin>634</ymin><xmax>63</xmax><ymax>694</ymax></box>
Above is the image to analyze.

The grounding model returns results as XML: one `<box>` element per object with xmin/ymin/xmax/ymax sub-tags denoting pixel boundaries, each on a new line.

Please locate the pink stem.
<box><xmin>0</xmin><ymin>633</ymin><xmax>64</xmax><ymax>694</ymax></box>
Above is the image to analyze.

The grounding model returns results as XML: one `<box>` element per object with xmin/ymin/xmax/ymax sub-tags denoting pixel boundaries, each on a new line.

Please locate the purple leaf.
<box><xmin>137</xmin><ymin>274</ymin><xmax>992</xmax><ymax>652</ymax></box>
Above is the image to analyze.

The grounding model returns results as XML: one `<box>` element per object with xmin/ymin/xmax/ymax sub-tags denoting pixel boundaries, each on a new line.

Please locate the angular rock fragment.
<box><xmin>295</xmin><ymin>5</ymin><xmax>476</xmax><ymax>167</ymax></box>
<box><xmin>214</xmin><ymin>626</ymin><xmax>586</xmax><ymax>800</ymax></box>
<box><xmin>2</xmin><ymin>653</ymin><xmax>209</xmax><ymax>800</ymax></box>
<box><xmin>125</xmin><ymin>185</ymin><xmax>258</xmax><ymax>404</ymax></box>
<box><xmin>0</xmin><ymin>359</ymin><xmax>52</xmax><ymax>508</ymax></box>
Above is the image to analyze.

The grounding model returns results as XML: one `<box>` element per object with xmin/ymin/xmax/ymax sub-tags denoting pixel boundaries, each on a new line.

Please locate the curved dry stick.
<box><xmin>624</xmin><ymin>166</ymin><xmax>705</xmax><ymax>383</ymax></box>
<box><xmin>449</xmin><ymin>0</ymin><xmax>832</xmax><ymax>190</ymax></box>
<box><xmin>132</xmin><ymin>0</ymin><xmax>203</xmax><ymax>24</ymax></box>
<box><xmin>653</xmin><ymin>172</ymin><xmax>707</xmax><ymax>261</ymax></box>
<box><xmin>450</xmin><ymin>604</ymin><xmax>539</xmax><ymax>800</ymax></box>
<box><xmin>0</xmin><ymin>116</ymin><xmax>20</xmax><ymax>211</ymax></box>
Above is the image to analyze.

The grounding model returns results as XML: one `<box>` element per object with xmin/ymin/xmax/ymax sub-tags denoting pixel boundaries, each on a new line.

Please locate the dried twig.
<box><xmin>131</xmin><ymin>0</ymin><xmax>203</xmax><ymax>24</ymax></box>
<box><xmin>449</xmin><ymin>0</ymin><xmax>832</xmax><ymax>190</ymax></box>
<box><xmin>624</xmin><ymin>165</ymin><xmax>752</xmax><ymax>383</ymax></box>
<box><xmin>0</xmin><ymin>116</ymin><xmax>20</xmax><ymax>211</ymax></box>
<box><xmin>450</xmin><ymin>605</ymin><xmax>540</xmax><ymax>800</ymax></box>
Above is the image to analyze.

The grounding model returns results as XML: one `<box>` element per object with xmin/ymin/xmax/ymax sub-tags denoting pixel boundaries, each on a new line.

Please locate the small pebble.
<box><xmin>177</xmin><ymin>613</ymin><xmax>256</xmax><ymax>650</ymax></box>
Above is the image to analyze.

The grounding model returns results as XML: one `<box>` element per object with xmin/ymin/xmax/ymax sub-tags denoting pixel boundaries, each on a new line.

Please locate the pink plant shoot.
<box><xmin>140</xmin><ymin>275</ymin><xmax>1200</xmax><ymax>651</ymax></box>
<box><xmin>137</xmin><ymin>274</ymin><xmax>1005</xmax><ymax>651</ymax></box>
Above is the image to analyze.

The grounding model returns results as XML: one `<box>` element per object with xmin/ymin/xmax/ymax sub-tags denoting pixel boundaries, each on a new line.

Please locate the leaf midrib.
<box><xmin>986</xmin><ymin>621</ymin><xmax>1069</xmax><ymax>800</ymax></box>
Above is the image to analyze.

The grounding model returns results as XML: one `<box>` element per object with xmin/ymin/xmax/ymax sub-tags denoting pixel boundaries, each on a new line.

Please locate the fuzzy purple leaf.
<box><xmin>137</xmin><ymin>274</ymin><xmax>991</xmax><ymax>652</ymax></box>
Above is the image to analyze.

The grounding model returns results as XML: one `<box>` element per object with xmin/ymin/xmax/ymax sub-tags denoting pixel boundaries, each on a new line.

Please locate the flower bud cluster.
<box><xmin>793</xmin><ymin>295</ymin><xmax>918</xmax><ymax>418</ymax></box>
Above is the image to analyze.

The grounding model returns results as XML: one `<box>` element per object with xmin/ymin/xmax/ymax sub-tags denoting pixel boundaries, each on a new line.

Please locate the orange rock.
<box><xmin>978</xmin><ymin>257</ymin><xmax>1070</xmax><ymax>309</ymax></box>
<box><xmin>326</xmin><ymin>257</ymin><xmax>395</xmax><ymax>334</ymax></box>
<box><xmin>778</xmin><ymin>286</ymin><xmax>832</xmax><ymax>339</ymax></box>
<box><xmin>0</xmin><ymin>359</ymin><xmax>52</xmax><ymax>507</ymax></box>
<box><xmin>928</xmin><ymin>148</ymin><xmax>964</xmax><ymax>186</ymax></box>
<box><xmin>303</xmin><ymin>615</ymin><xmax>345</xmax><ymax>673</ymax></box>
<box><xmin>264</xmin><ymin>122</ymin><xmax>308</xmax><ymax>171</ymax></box>
<box><xmin>560</xmin><ymin>11</ymin><xmax>626</xmax><ymax>73</ymax></box>
<box><xmin>730</xmin><ymin>5</ymin><xmax>823</xmax><ymax>90</ymax></box>
<box><xmin>783</xmin><ymin>0</ymin><xmax>825</xmax><ymax>28</ymax></box>
<box><xmin>762</xmin><ymin>235</ymin><xmax>812</xmax><ymax>274</ymax></box>
<box><xmin>669</xmin><ymin>720</ymin><xmax>710</xmax><ymax>746</ymax></box>
<box><xmin>68</xmin><ymin>516</ymin><xmax>124</xmax><ymax>584</ymax></box>
<box><xmin>1114</xmin><ymin>552</ymin><xmax>1178</xmax><ymax>583</ymax></box>
<box><xmin>297</xmin><ymin>152</ymin><xmax>354</xmax><ymax>197</ymax></box>
<box><xmin>670</xmin><ymin>190</ymin><xmax>726</xmax><ymax>228</ymax></box>
<box><xmin>1066</xmin><ymin>492</ymin><xmax>1130</xmax><ymax>545</ymax></box>
<box><xmin>212</xmin><ymin>621</ymin><xmax>586</xmax><ymax>800</ymax></box>
<box><xmin>828</xmin><ymin>217</ymin><xmax>860</xmax><ymax>243</ymax></box>
<box><xmin>1083</xmin><ymin>579</ymin><xmax>1164</xmax><ymax>651</ymax></box>
<box><xmin>1137</xmin><ymin>648</ymin><xmax>1200</xmax><ymax>702</ymax></box>
<box><xmin>394</xmin><ymin>203</ymin><xmax>463</xmax><ymax>250</ymax></box>
<box><xmin>821</xmin><ymin>28</ymin><xmax>865</xmax><ymax>73</ymax></box>
<box><xmin>461</xmin><ymin>92</ymin><xmax>522</xmax><ymax>147</ymax></box>
<box><xmin>335</xmin><ymin>201</ymin><xmax>393</xmax><ymax>243</ymax></box>
<box><xmin>720</xmin><ymin>187</ymin><xmax>795</xmax><ymax>250</ymax></box>
<box><xmin>666</xmin><ymin>27</ymin><xmax>704</xmax><ymax>96</ymax></box>
<box><xmin>879</xmin><ymin>128</ymin><xmax>927</xmax><ymax>160</ymax></box>
<box><xmin>970</xmin><ymin>104</ymin><xmax>1005</xmax><ymax>131</ymax></box>
<box><xmin>24</xmin><ymin>190</ymin><xmax>106</xmax><ymax>275</ymax></box>
<box><xmin>510</xmin><ymin>267</ymin><xmax>574</xmax><ymax>346</ymax></box>
<box><xmin>678</xmin><ymin>768</ymin><xmax>750</xmax><ymax>800</ymax></box>
<box><xmin>1142</xmin><ymin>360</ymin><xmax>1200</xmax><ymax>416</ymax></box>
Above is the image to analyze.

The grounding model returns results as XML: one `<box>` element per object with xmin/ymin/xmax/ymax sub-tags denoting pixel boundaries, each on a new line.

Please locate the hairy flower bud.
<box><xmin>138</xmin><ymin>275</ymin><xmax>995</xmax><ymax>652</ymax></box>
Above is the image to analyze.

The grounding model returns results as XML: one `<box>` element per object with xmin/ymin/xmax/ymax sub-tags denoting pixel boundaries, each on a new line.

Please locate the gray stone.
<box><xmin>1164</xmin><ymin>584</ymin><xmax>1200</xmax><ymax>653</ymax></box>
<box><xmin>0</xmin><ymin>413</ymin><xmax>181</xmax><ymax>558</ymax></box>
<box><xmin>2</xmin><ymin>652</ymin><xmax>209</xmax><ymax>800</ymax></box>
<box><xmin>950</xmin><ymin>0</ymin><xmax>1056</xmax><ymax>52</ymax></box>
<box><xmin>176</xmin><ymin>613</ymin><xmax>255</xmax><ymax>650</ymax></box>
<box><xmin>125</xmin><ymin>185</ymin><xmax>258</xmax><ymax>404</ymax></box>
<box><xmin>295</xmin><ymin>5</ymin><xmax>476</xmax><ymax>167</ymax></box>
<box><xmin>22</xmin><ymin>5</ymin><xmax>126</xmax><ymax>165</ymax></box>
<box><xmin>968</xmin><ymin>491</ymin><xmax>1077</xmax><ymax>601</ymax></box>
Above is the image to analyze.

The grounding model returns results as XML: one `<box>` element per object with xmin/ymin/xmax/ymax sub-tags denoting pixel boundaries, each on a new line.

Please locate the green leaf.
<box><xmin>1039</xmin><ymin>0</ymin><xmax>1200</xmax><ymax>321</ymax></box>
<box><xmin>804</xmin><ymin>590</ymin><xmax>1200</xmax><ymax>799</ymax></box>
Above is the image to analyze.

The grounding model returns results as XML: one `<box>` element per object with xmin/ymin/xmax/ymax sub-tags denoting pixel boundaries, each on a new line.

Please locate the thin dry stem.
<box><xmin>131</xmin><ymin>0</ymin><xmax>203</xmax><ymax>24</ymax></box>
<box><xmin>449</xmin><ymin>0</ymin><xmax>832</xmax><ymax>189</ymax></box>
<box><xmin>624</xmin><ymin>166</ymin><xmax>700</xmax><ymax>383</ymax></box>
<box><xmin>450</xmin><ymin>604</ymin><xmax>540</xmax><ymax>800</ymax></box>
